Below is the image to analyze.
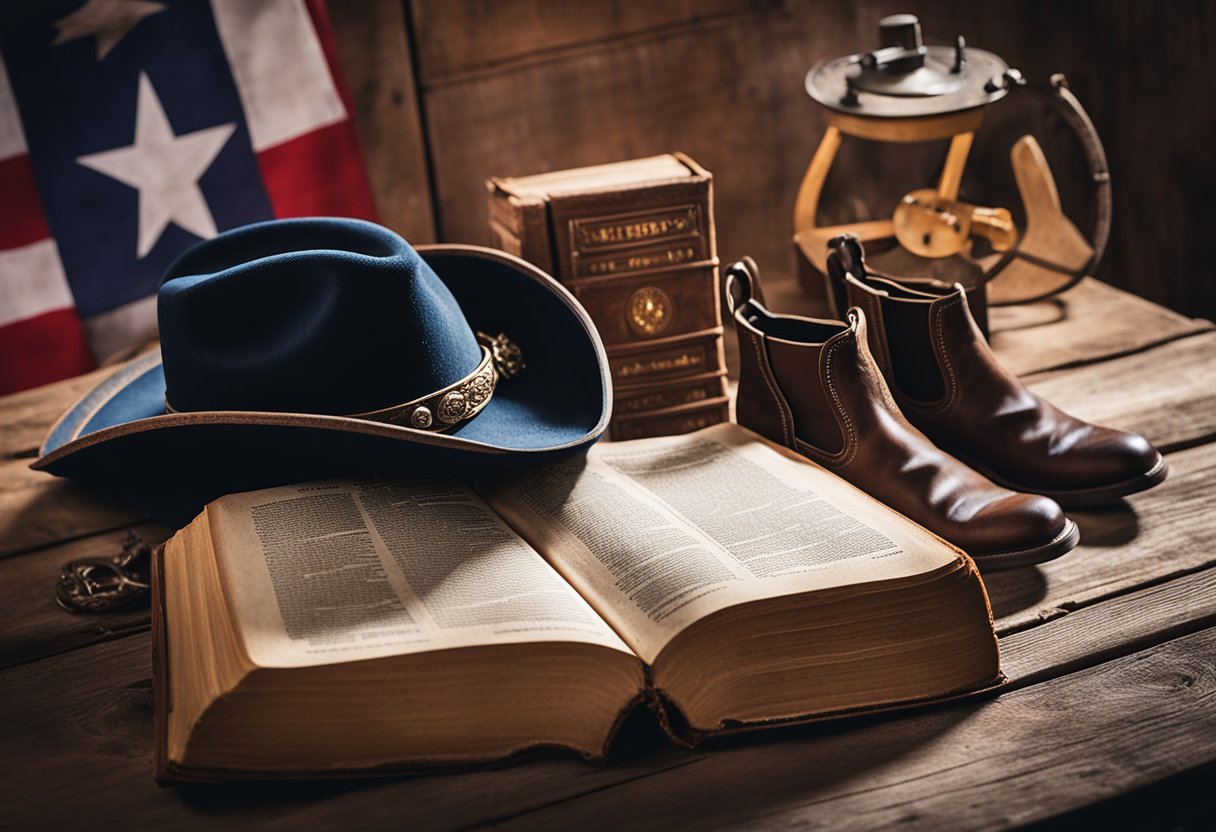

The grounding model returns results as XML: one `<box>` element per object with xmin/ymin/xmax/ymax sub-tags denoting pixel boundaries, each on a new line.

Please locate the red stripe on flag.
<box><xmin>0</xmin><ymin>307</ymin><xmax>96</xmax><ymax>395</ymax></box>
<box><xmin>304</xmin><ymin>0</ymin><xmax>360</xmax><ymax>133</ymax></box>
<box><xmin>255</xmin><ymin>120</ymin><xmax>378</xmax><ymax>220</ymax></box>
<box><xmin>0</xmin><ymin>155</ymin><xmax>52</xmax><ymax>251</ymax></box>
<box><xmin>251</xmin><ymin>0</ymin><xmax>378</xmax><ymax>222</ymax></box>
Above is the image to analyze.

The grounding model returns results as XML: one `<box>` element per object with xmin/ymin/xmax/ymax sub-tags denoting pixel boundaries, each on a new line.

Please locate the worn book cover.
<box><xmin>487</xmin><ymin>154</ymin><xmax>730</xmax><ymax>440</ymax></box>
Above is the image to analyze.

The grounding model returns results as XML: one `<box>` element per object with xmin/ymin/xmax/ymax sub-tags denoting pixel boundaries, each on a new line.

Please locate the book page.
<box><xmin>208</xmin><ymin>480</ymin><xmax>635</xmax><ymax>668</ymax></box>
<box><xmin>485</xmin><ymin>423</ymin><xmax>962</xmax><ymax>664</ymax></box>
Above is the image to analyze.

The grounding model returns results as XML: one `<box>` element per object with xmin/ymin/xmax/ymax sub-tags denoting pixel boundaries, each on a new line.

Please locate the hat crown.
<box><xmin>158</xmin><ymin>219</ymin><xmax>482</xmax><ymax>416</ymax></box>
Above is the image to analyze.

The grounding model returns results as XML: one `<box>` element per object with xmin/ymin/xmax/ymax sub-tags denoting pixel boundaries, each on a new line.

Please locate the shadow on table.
<box><xmin>982</xmin><ymin>499</ymin><xmax>1141</xmax><ymax>621</ymax></box>
<box><xmin>990</xmin><ymin>298</ymin><xmax>1069</xmax><ymax>334</ymax></box>
<box><xmin>983</xmin><ymin>566</ymin><xmax>1048</xmax><ymax>621</ymax></box>
<box><xmin>167</xmin><ymin>710</ymin><xmax>690</xmax><ymax>817</ymax></box>
<box><xmin>169</xmin><ymin>691</ymin><xmax>982</xmax><ymax>823</ymax></box>
<box><xmin>1069</xmin><ymin>499</ymin><xmax>1140</xmax><ymax>547</ymax></box>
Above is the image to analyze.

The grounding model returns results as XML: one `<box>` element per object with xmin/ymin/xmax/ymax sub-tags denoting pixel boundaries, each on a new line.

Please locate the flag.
<box><xmin>0</xmin><ymin>0</ymin><xmax>377</xmax><ymax>395</ymax></box>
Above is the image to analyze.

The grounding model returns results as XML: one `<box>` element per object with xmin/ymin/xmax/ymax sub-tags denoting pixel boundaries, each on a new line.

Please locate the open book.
<box><xmin>154</xmin><ymin>423</ymin><xmax>1001</xmax><ymax>779</ymax></box>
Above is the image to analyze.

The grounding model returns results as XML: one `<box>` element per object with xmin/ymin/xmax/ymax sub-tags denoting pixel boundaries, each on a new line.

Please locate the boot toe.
<box><xmin>965</xmin><ymin>492</ymin><xmax>1071</xmax><ymax>565</ymax></box>
<box><xmin>1079</xmin><ymin>428</ymin><xmax>1162</xmax><ymax>485</ymax></box>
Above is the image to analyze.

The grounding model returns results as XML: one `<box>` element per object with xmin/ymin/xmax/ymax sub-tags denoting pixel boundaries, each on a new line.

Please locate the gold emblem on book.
<box><xmin>627</xmin><ymin>287</ymin><xmax>673</xmax><ymax>336</ymax></box>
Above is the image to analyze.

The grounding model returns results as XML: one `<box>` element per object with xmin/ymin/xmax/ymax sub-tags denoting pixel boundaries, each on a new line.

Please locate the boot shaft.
<box><xmin>827</xmin><ymin>235</ymin><xmax>1003</xmax><ymax>410</ymax></box>
<box><xmin>726</xmin><ymin>260</ymin><xmax>904</xmax><ymax>461</ymax></box>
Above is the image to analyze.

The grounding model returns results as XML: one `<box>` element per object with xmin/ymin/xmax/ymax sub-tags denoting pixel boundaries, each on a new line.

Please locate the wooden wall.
<box><xmin>330</xmin><ymin>0</ymin><xmax>1216</xmax><ymax>322</ymax></box>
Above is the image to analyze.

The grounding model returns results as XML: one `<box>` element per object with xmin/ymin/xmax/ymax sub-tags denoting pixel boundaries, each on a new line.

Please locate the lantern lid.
<box><xmin>806</xmin><ymin>14</ymin><xmax>1022</xmax><ymax>118</ymax></box>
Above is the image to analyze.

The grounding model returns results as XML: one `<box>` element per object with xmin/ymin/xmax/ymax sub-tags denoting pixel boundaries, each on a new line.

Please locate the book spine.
<box><xmin>566</xmin><ymin>204</ymin><xmax>710</xmax><ymax>280</ymax></box>
<box><xmin>486</xmin><ymin>186</ymin><xmax>555</xmax><ymax>276</ymax></box>
<box><xmin>486</xmin><ymin>159</ymin><xmax>729</xmax><ymax>441</ymax></box>
<box><xmin>566</xmin><ymin>262</ymin><xmax>721</xmax><ymax>347</ymax></box>
<box><xmin>609</xmin><ymin>397</ymin><xmax>732</xmax><ymax>441</ymax></box>
<box><xmin>612</xmin><ymin>372</ymin><xmax>728</xmax><ymax>417</ymax></box>
<box><xmin>606</xmin><ymin>329</ymin><xmax>725</xmax><ymax>387</ymax></box>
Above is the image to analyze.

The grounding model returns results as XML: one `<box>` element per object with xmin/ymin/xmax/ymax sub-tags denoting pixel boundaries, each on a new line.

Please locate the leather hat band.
<box><xmin>166</xmin><ymin>332</ymin><xmax>524</xmax><ymax>433</ymax></box>
<box><xmin>347</xmin><ymin>345</ymin><xmax>498</xmax><ymax>431</ymax></box>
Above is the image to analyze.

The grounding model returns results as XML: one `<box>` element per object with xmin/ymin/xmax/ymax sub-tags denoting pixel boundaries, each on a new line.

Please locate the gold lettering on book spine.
<box><xmin>616</xmin><ymin>385</ymin><xmax>711</xmax><ymax>414</ymax></box>
<box><xmin>580</xmin><ymin>217</ymin><xmax>687</xmax><ymax>246</ymax></box>
<box><xmin>573</xmin><ymin>207</ymin><xmax>700</xmax><ymax>251</ymax></box>
<box><xmin>584</xmin><ymin>245</ymin><xmax>699</xmax><ymax>276</ymax></box>
<box><xmin>615</xmin><ymin>349</ymin><xmax>706</xmax><ymax>380</ymax></box>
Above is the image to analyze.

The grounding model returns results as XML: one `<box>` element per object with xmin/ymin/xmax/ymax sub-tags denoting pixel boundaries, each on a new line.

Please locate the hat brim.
<box><xmin>33</xmin><ymin>246</ymin><xmax>611</xmax><ymax>518</ymax></box>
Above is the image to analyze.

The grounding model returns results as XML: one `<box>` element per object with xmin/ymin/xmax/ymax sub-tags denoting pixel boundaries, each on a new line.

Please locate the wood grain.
<box><xmin>418</xmin><ymin>2</ymin><xmax>832</xmax><ymax>264</ymax></box>
<box><xmin>999</xmin><ymin>566</ymin><xmax>1216</xmax><ymax>687</ymax></box>
<box><xmin>329</xmin><ymin>0</ymin><xmax>436</xmax><ymax>242</ymax></box>
<box><xmin>4</xmin><ymin>608</ymin><xmax>1214</xmax><ymax>830</ymax></box>
<box><xmin>0</xmin><ymin>459</ymin><xmax>145</xmax><ymax>559</ymax></box>
<box><xmin>410</xmin><ymin>0</ymin><xmax>772</xmax><ymax>84</ymax></box>
<box><xmin>985</xmin><ymin>442</ymin><xmax>1216</xmax><ymax>634</ymax></box>
<box><xmin>0</xmin><ymin>522</ymin><xmax>170</xmax><ymax>670</ymax></box>
<box><xmin>1024</xmin><ymin>331</ymin><xmax>1216</xmax><ymax>451</ymax></box>
<box><xmin>0</xmin><ymin>634</ymin><xmax>691</xmax><ymax>832</ymax></box>
<box><xmin>0</xmin><ymin>362</ymin><xmax>126</xmax><ymax>460</ymax></box>
<box><xmin>492</xmin><ymin>628</ymin><xmax>1216</xmax><ymax>831</ymax></box>
<box><xmin>988</xmin><ymin>277</ymin><xmax>1212</xmax><ymax>376</ymax></box>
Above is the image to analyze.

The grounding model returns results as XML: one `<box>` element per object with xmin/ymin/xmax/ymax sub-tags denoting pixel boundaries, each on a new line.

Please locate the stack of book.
<box><xmin>487</xmin><ymin>154</ymin><xmax>729</xmax><ymax>440</ymax></box>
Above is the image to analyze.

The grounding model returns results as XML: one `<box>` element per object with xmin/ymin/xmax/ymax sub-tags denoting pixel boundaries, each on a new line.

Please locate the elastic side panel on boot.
<box><xmin>733</xmin><ymin>323</ymin><xmax>794</xmax><ymax>448</ymax></box>
<box><xmin>764</xmin><ymin>339</ymin><xmax>845</xmax><ymax>455</ymax></box>
<box><xmin>879</xmin><ymin>298</ymin><xmax>946</xmax><ymax>403</ymax></box>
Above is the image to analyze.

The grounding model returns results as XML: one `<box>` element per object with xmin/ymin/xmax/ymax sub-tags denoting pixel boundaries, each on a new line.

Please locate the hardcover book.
<box><xmin>486</xmin><ymin>154</ymin><xmax>730</xmax><ymax>440</ymax></box>
<box><xmin>154</xmin><ymin>424</ymin><xmax>1001</xmax><ymax>780</ymax></box>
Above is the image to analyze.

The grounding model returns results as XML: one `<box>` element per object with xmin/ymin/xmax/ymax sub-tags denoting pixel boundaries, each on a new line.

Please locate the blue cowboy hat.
<box><xmin>33</xmin><ymin>218</ymin><xmax>611</xmax><ymax>525</ymax></box>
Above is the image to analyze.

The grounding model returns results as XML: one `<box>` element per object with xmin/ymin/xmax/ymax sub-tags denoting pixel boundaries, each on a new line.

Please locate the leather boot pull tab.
<box><xmin>827</xmin><ymin>234</ymin><xmax>868</xmax><ymax>281</ymax></box>
<box><xmin>724</xmin><ymin>256</ymin><xmax>766</xmax><ymax>314</ymax></box>
<box><xmin>826</xmin><ymin>235</ymin><xmax>868</xmax><ymax>318</ymax></box>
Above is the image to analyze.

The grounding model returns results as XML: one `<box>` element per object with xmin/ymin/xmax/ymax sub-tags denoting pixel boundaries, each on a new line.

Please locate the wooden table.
<box><xmin>3</xmin><ymin>277</ymin><xmax>1216</xmax><ymax>830</ymax></box>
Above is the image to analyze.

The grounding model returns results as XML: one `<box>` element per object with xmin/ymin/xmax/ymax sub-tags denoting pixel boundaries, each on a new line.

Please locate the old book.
<box><xmin>155</xmin><ymin>424</ymin><xmax>1001</xmax><ymax>780</ymax></box>
<box><xmin>487</xmin><ymin>154</ymin><xmax>729</xmax><ymax>440</ymax></box>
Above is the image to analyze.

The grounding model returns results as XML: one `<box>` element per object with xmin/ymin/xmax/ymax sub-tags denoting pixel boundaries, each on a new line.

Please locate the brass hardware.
<box><xmin>56</xmin><ymin>531</ymin><xmax>152</xmax><ymax>613</ymax></box>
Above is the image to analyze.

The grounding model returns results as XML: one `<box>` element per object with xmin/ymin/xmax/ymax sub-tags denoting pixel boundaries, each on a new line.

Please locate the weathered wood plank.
<box><xmin>0</xmin><ymin>633</ymin><xmax>690</xmax><ymax>832</ymax></box>
<box><xmin>421</xmin><ymin>3</ymin><xmax>833</xmax><ymax>261</ymax></box>
<box><xmin>0</xmin><ymin>459</ymin><xmax>145</xmax><ymax>558</ymax></box>
<box><xmin>987</xmin><ymin>277</ymin><xmax>1212</xmax><ymax>376</ymax></box>
<box><xmin>986</xmin><ymin>441</ymin><xmax>1216</xmax><ymax>634</ymax></box>
<box><xmin>0</xmin><ymin>362</ymin><xmax>126</xmax><ymax>460</ymax></box>
<box><xmin>410</xmin><ymin>0</ymin><xmax>772</xmax><ymax>85</ymax></box>
<box><xmin>329</xmin><ymin>0</ymin><xmax>436</xmax><ymax>242</ymax></box>
<box><xmin>5</xmin><ymin>612</ymin><xmax>1214</xmax><ymax>831</ymax></box>
<box><xmin>0</xmin><ymin>523</ymin><xmax>170</xmax><ymax>670</ymax></box>
<box><xmin>999</xmin><ymin>566</ymin><xmax>1216</xmax><ymax>686</ymax></box>
<box><xmin>493</xmin><ymin>628</ymin><xmax>1216</xmax><ymax>831</ymax></box>
<box><xmin>1023</xmin><ymin>330</ymin><xmax>1216</xmax><ymax>451</ymax></box>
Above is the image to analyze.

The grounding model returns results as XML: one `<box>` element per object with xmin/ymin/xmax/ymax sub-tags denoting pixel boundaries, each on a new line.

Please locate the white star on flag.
<box><xmin>52</xmin><ymin>0</ymin><xmax>166</xmax><ymax>61</ymax></box>
<box><xmin>77</xmin><ymin>72</ymin><xmax>236</xmax><ymax>259</ymax></box>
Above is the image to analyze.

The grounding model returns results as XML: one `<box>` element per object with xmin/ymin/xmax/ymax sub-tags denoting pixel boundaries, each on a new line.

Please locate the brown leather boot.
<box><xmin>726</xmin><ymin>258</ymin><xmax>1078</xmax><ymax>571</ymax></box>
<box><xmin>826</xmin><ymin>235</ymin><xmax>1167</xmax><ymax>508</ymax></box>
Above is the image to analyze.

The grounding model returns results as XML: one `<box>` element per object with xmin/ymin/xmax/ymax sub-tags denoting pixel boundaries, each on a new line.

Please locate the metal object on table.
<box><xmin>56</xmin><ymin>531</ymin><xmax>152</xmax><ymax>613</ymax></box>
<box><xmin>794</xmin><ymin>13</ymin><xmax>1112</xmax><ymax>322</ymax></box>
